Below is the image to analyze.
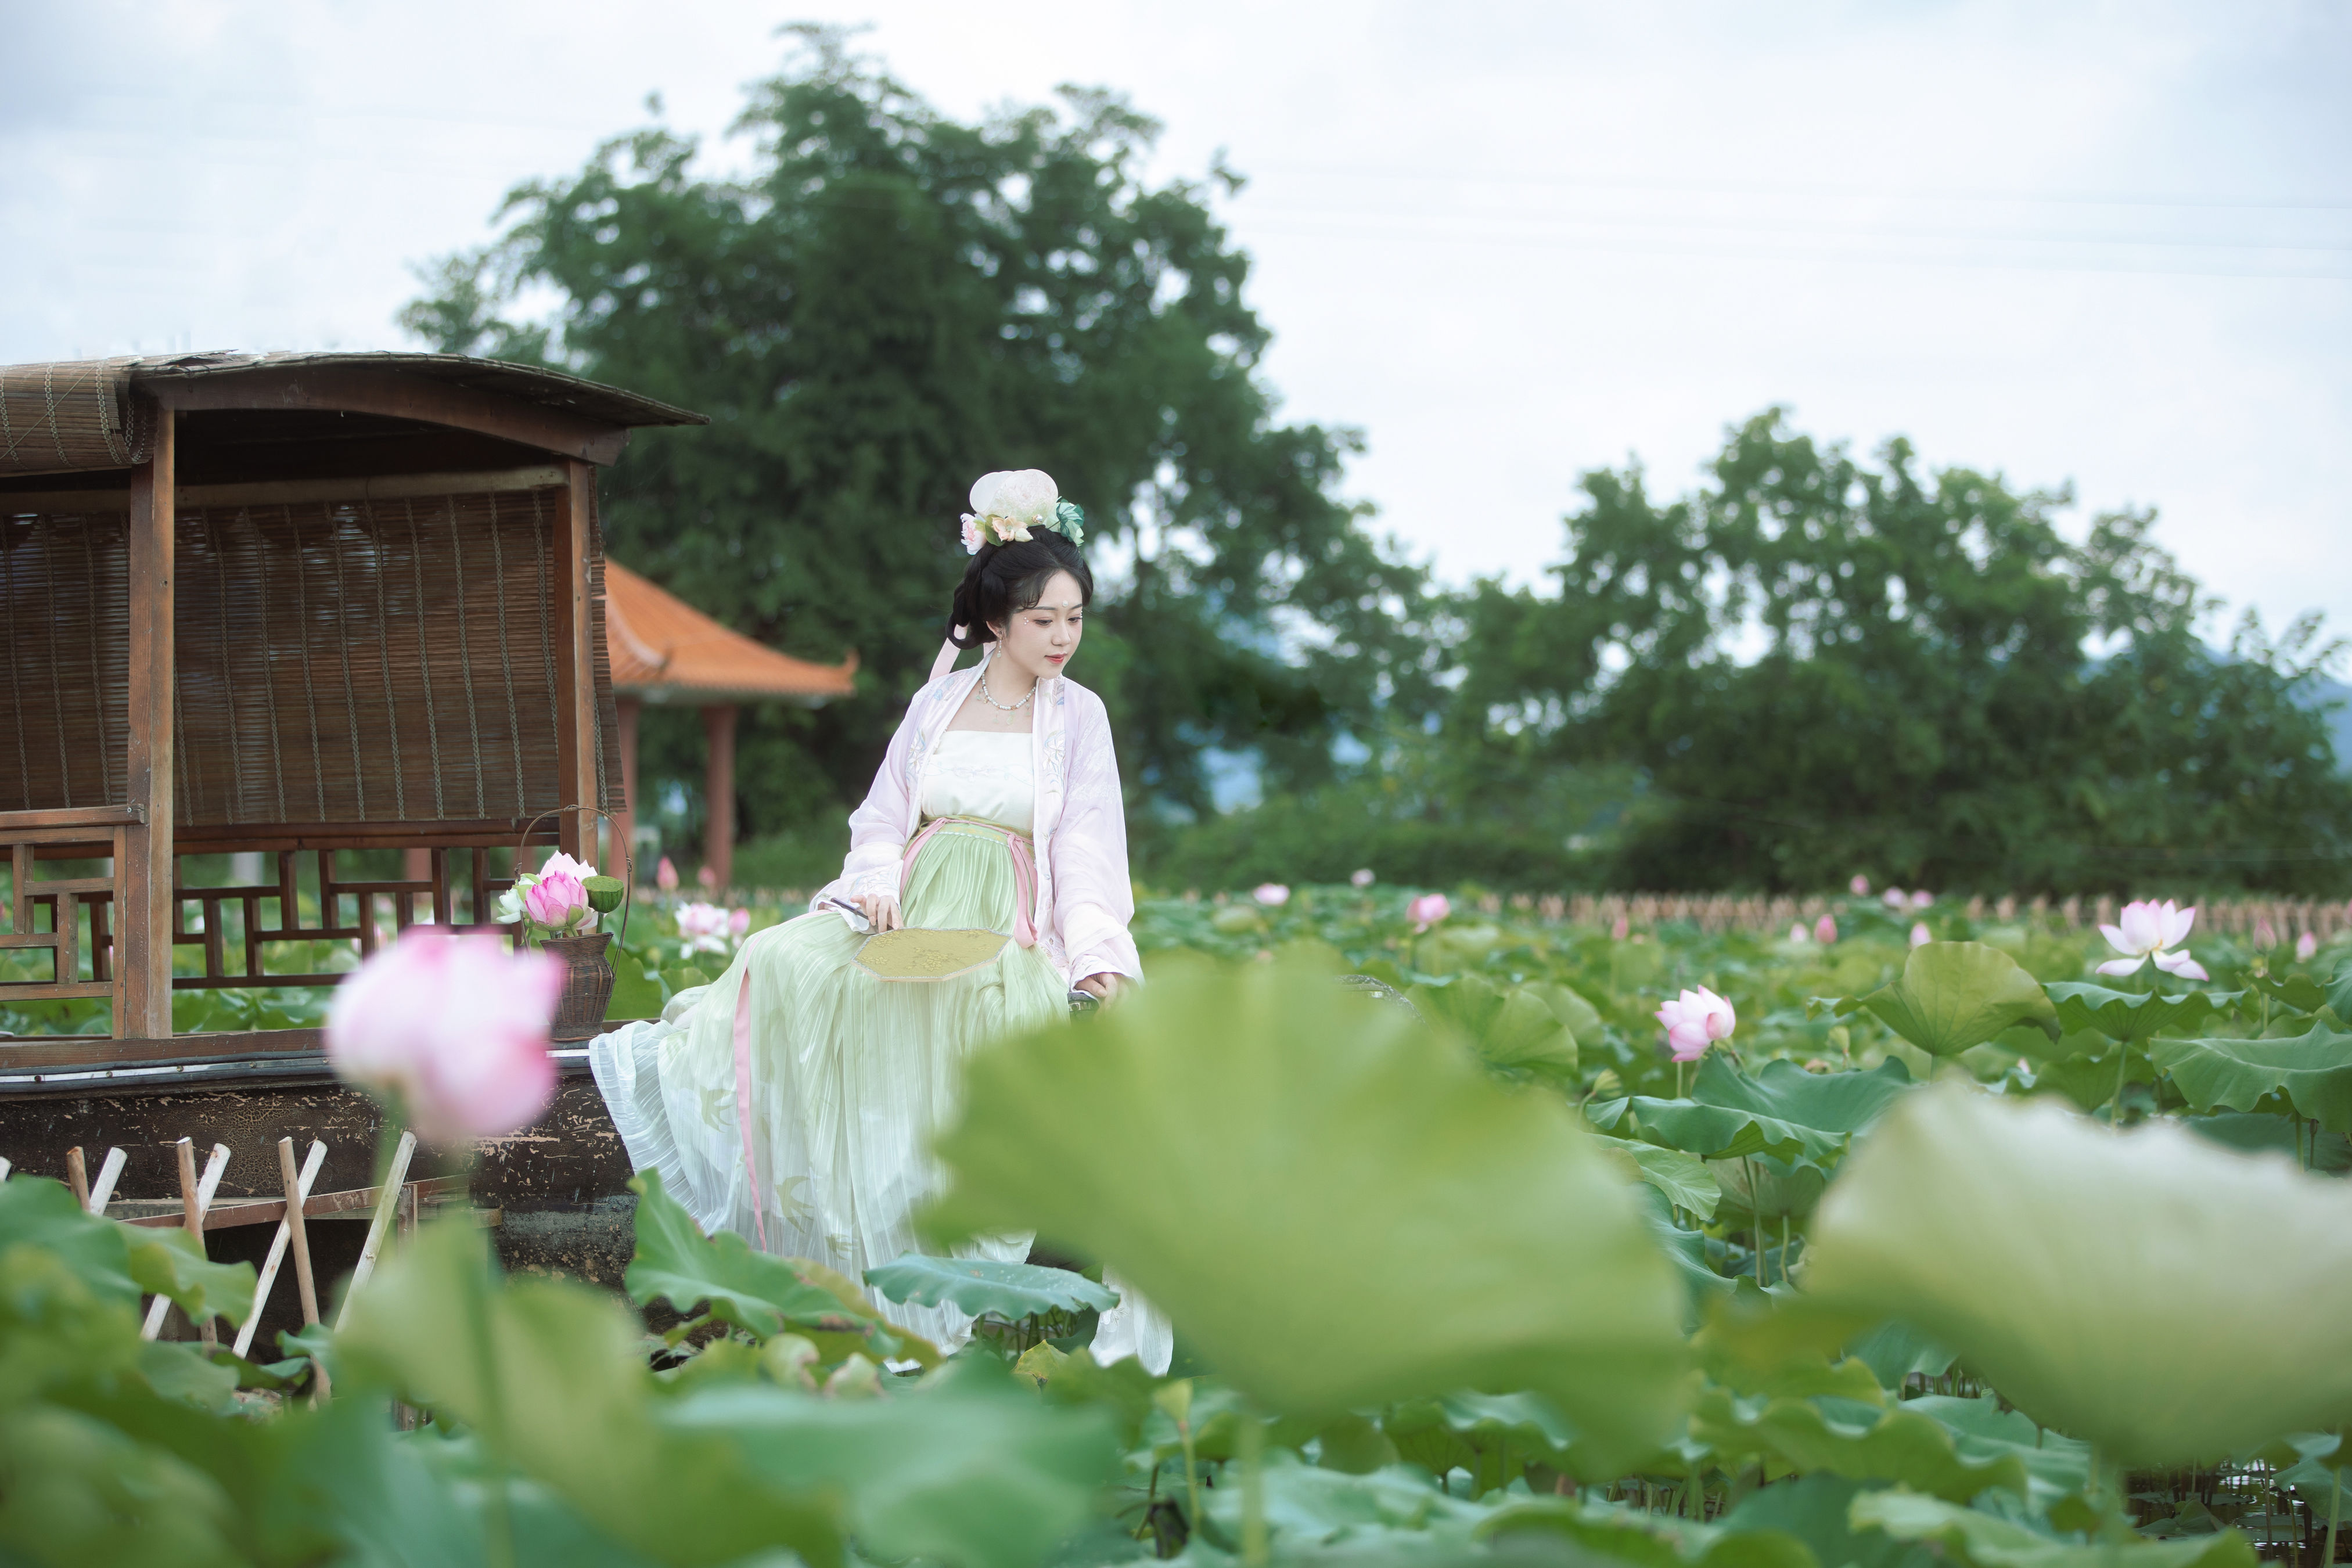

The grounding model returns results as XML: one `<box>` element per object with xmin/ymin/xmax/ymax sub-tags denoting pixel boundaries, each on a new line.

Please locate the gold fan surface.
<box><xmin>854</xmin><ymin>927</ymin><xmax>1010</xmax><ymax>981</ymax></box>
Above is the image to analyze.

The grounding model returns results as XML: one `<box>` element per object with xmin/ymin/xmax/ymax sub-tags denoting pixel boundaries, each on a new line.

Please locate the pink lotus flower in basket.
<box><xmin>1656</xmin><ymin>986</ymin><xmax>1735</xmax><ymax>1063</ymax></box>
<box><xmin>327</xmin><ymin>932</ymin><xmax>559</xmax><ymax>1141</ymax></box>
<box><xmin>523</xmin><ymin>869</ymin><xmax>590</xmax><ymax>934</ymax></box>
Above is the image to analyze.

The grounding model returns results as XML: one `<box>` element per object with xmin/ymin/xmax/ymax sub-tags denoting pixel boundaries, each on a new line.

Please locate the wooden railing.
<box><xmin>1</xmin><ymin>817</ymin><xmax>556</xmax><ymax>1038</ymax></box>
<box><xmin>0</xmin><ymin>806</ymin><xmax>140</xmax><ymax>1024</ymax></box>
<box><xmin>171</xmin><ymin>844</ymin><xmax>519</xmax><ymax>990</ymax></box>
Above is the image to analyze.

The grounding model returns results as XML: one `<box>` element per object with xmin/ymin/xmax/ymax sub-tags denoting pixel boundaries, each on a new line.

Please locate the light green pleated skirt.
<box><xmin>625</xmin><ymin>820</ymin><xmax>1066</xmax><ymax>1347</ymax></box>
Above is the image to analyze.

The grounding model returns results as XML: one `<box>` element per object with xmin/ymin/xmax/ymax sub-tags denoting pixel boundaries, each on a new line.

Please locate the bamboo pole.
<box><xmin>144</xmin><ymin>1139</ymin><xmax>230</xmax><ymax>1343</ymax></box>
<box><xmin>84</xmin><ymin>1146</ymin><xmax>126</xmax><ymax>1213</ymax></box>
<box><xmin>335</xmin><ymin>1130</ymin><xmax>417</xmax><ymax>1330</ymax></box>
<box><xmin>233</xmin><ymin>1139</ymin><xmax>326</xmax><ymax>1361</ymax></box>
<box><xmin>66</xmin><ymin>1146</ymin><xmax>88</xmax><ymax>1209</ymax></box>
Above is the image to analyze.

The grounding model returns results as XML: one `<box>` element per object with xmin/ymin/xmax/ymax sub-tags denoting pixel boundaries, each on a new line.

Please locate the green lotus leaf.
<box><xmin>2329</xmin><ymin>961</ymin><xmax>2352</xmax><ymax>1026</ymax></box>
<box><xmin>1479</xmin><ymin>1493</ymin><xmax>1823</xmax><ymax>1568</ymax></box>
<box><xmin>1848</xmin><ymin>1490</ymin><xmax>2256</xmax><ymax>1568</ymax></box>
<box><xmin>1617</xmin><ymin>1056</ymin><xmax>1916</xmax><ymax>1168</ymax></box>
<box><xmin>1709</xmin><ymin>1152</ymin><xmax>1827</xmax><ymax>1222</ymax></box>
<box><xmin>1841</xmin><ymin>1321</ymin><xmax>1957</xmax><ymax>1391</ymax></box>
<box><xmin>124</xmin><ymin>1227</ymin><xmax>256</xmax><ymax>1331</ymax></box>
<box><xmin>2148</xmin><ymin>1023</ymin><xmax>2352</xmax><ymax>1135</ymax></box>
<box><xmin>1692</xmin><ymin>1384</ymin><xmax>2029</xmax><ymax>1504</ymax></box>
<box><xmin>1721</xmin><ymin>1475</ymin><xmax>1940</xmax><ymax>1568</ymax></box>
<box><xmin>1199</xmin><ymin>1450</ymin><xmax>1493</xmax><ymax>1553</ymax></box>
<box><xmin>666</xmin><ymin>1358</ymin><xmax>1120</xmax><ymax>1568</ymax></box>
<box><xmin>862</xmin><ymin>1253</ymin><xmax>1117</xmax><ymax>1322</ymax></box>
<box><xmin>336</xmin><ymin>1220</ymin><xmax>846</xmax><ymax>1567</ymax></box>
<box><xmin>1900</xmin><ymin>1396</ymin><xmax>2091</xmax><ymax>1508</ymax></box>
<box><xmin>1860</xmin><ymin>943</ymin><xmax>2059</xmax><ymax>1056</ymax></box>
<box><xmin>626</xmin><ymin>1171</ymin><xmax>932</xmax><ymax>1364</ymax></box>
<box><xmin>1411</xmin><ymin>973</ymin><xmax>1578</xmax><ymax>1084</ymax></box>
<box><xmin>1593</xmin><ymin>1131</ymin><xmax>1723</xmax><ymax>1220</ymax></box>
<box><xmin>925</xmin><ymin>952</ymin><xmax>1689</xmax><ymax>1465</ymax></box>
<box><xmin>2182</xmin><ymin>1112</ymin><xmax>2352</xmax><ymax>1174</ymax></box>
<box><xmin>2246</xmin><ymin>972</ymin><xmax>2329</xmax><ymax>1016</ymax></box>
<box><xmin>1803</xmin><ymin>1081</ymin><xmax>2352</xmax><ymax>1462</ymax></box>
<box><xmin>2042</xmin><ymin>983</ymin><xmax>2238</xmax><ymax>1043</ymax></box>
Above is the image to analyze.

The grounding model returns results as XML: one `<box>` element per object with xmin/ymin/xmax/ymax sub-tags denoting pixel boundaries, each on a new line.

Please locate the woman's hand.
<box><xmin>1074</xmin><ymin>972</ymin><xmax>1125</xmax><ymax>1002</ymax></box>
<box><xmin>855</xmin><ymin>893</ymin><xmax>903</xmax><ymax>932</ymax></box>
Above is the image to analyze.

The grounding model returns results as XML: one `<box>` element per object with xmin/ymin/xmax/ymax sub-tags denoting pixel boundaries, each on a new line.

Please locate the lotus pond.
<box><xmin>8</xmin><ymin>883</ymin><xmax>2352</xmax><ymax>1566</ymax></box>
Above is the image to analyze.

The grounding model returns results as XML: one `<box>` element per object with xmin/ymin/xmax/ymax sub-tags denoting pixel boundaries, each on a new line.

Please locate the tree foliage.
<box><xmin>402</xmin><ymin>27</ymin><xmax>1434</xmax><ymax>836</ymax></box>
<box><xmin>1450</xmin><ymin>411</ymin><xmax>2351</xmax><ymax>891</ymax></box>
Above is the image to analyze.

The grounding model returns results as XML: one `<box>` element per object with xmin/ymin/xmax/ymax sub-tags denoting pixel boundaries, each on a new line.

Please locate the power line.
<box><xmin>1243</xmin><ymin>160</ymin><xmax>2352</xmax><ymax>215</ymax></box>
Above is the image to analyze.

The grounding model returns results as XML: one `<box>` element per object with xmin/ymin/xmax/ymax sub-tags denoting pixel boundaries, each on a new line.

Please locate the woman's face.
<box><xmin>989</xmin><ymin>570</ymin><xmax>1086</xmax><ymax>683</ymax></box>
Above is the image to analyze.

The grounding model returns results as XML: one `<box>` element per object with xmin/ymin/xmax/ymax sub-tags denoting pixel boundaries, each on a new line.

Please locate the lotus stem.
<box><xmin>1239</xmin><ymin>1409</ymin><xmax>1268</xmax><ymax>1568</ymax></box>
<box><xmin>1780</xmin><ymin>1213</ymin><xmax>1792</xmax><ymax>1285</ymax></box>
<box><xmin>462</xmin><ymin>1236</ymin><xmax>517</xmax><ymax>1568</ymax></box>
<box><xmin>2325</xmin><ymin>1451</ymin><xmax>2341</xmax><ymax>1568</ymax></box>
<box><xmin>2112</xmin><ymin>1047</ymin><xmax>2130</xmax><ymax>1132</ymax></box>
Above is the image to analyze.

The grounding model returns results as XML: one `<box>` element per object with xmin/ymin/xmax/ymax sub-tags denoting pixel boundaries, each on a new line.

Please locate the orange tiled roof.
<box><xmin>605</xmin><ymin>562</ymin><xmax>857</xmax><ymax>704</ymax></box>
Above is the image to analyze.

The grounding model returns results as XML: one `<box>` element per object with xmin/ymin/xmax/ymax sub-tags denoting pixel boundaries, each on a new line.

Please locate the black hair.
<box><xmin>946</xmin><ymin>528</ymin><xmax>1094</xmax><ymax>649</ymax></box>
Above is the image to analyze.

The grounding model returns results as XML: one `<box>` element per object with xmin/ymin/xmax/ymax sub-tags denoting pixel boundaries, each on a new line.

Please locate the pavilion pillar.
<box><xmin>702</xmin><ymin>704</ymin><xmax>737</xmax><ymax>891</ymax></box>
<box><xmin>613</xmin><ymin>697</ymin><xmax>641</xmax><ymax>881</ymax></box>
<box><xmin>120</xmin><ymin>408</ymin><xmax>175</xmax><ymax>1038</ymax></box>
<box><xmin>549</xmin><ymin>461</ymin><xmax>599</xmax><ymax>865</ymax></box>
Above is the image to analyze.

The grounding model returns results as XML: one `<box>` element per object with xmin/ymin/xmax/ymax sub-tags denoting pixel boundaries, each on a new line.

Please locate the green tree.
<box><xmin>1450</xmin><ymin>409</ymin><xmax>2352</xmax><ymax>893</ymax></box>
<box><xmin>402</xmin><ymin>28</ymin><xmax>1435</xmax><ymax>851</ymax></box>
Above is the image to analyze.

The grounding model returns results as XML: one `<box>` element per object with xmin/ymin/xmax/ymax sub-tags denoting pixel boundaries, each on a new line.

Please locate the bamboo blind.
<box><xmin>0</xmin><ymin>486</ymin><xmax>624</xmax><ymax>823</ymax></box>
<box><xmin>0</xmin><ymin>361</ymin><xmax>153</xmax><ymax>476</ymax></box>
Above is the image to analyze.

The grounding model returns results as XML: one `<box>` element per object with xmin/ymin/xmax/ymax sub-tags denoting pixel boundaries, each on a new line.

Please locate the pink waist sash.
<box><xmin>899</xmin><ymin>815</ymin><xmax>1038</xmax><ymax>948</ymax></box>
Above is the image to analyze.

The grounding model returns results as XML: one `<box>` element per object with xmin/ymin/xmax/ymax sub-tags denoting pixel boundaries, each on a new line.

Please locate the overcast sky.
<box><xmin>5</xmin><ymin>1</ymin><xmax>2347</xmax><ymax>644</ymax></box>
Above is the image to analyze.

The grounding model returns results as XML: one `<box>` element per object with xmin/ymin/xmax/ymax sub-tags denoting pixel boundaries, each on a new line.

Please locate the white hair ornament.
<box><xmin>960</xmin><ymin>468</ymin><xmax>1086</xmax><ymax>552</ymax></box>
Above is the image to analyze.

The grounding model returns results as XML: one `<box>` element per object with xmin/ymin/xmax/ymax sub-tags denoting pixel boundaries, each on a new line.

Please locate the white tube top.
<box><xmin>918</xmin><ymin>731</ymin><xmax>1034</xmax><ymax>834</ymax></box>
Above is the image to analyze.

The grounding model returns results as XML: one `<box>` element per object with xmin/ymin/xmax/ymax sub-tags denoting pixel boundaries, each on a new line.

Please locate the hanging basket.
<box><xmin>514</xmin><ymin>807</ymin><xmax>634</xmax><ymax>1041</ymax></box>
<box><xmin>541</xmin><ymin>932</ymin><xmax>616</xmax><ymax>1041</ymax></box>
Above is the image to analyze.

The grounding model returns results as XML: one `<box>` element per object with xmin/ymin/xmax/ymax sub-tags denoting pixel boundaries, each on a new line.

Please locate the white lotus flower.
<box><xmin>2096</xmin><ymin>898</ymin><xmax>2209</xmax><ymax>981</ymax></box>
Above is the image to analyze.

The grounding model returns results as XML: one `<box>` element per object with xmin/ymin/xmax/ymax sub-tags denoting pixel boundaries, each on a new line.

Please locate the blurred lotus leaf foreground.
<box><xmin>9</xmin><ymin>898</ymin><xmax>2352</xmax><ymax>1566</ymax></box>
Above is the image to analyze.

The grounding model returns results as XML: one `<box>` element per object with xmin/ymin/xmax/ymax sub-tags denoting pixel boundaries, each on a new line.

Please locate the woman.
<box><xmin>591</xmin><ymin>470</ymin><xmax>1160</xmax><ymax>1361</ymax></box>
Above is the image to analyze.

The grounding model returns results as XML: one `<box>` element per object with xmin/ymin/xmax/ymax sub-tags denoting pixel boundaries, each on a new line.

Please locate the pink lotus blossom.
<box><xmin>698</xmin><ymin>864</ymin><xmax>718</xmax><ymax>891</ymax></box>
<box><xmin>960</xmin><ymin>515</ymin><xmax>986</xmax><ymax>554</ymax></box>
<box><xmin>656</xmin><ymin>857</ymin><xmax>679</xmax><ymax>892</ymax></box>
<box><xmin>676</xmin><ymin>901</ymin><xmax>739</xmax><ymax>956</ymax></box>
<box><xmin>2097</xmin><ymin>899</ymin><xmax>2209</xmax><ymax>982</ymax></box>
<box><xmin>1656</xmin><ymin>986</ymin><xmax>1735</xmax><ymax>1062</ymax></box>
<box><xmin>1910</xmin><ymin>890</ymin><xmax>1934</xmax><ymax>910</ymax></box>
<box><xmin>327</xmin><ymin>933</ymin><xmax>559</xmax><ymax>1141</ymax></box>
<box><xmin>1253</xmin><ymin>883</ymin><xmax>1291</xmax><ymax>907</ymax></box>
<box><xmin>538</xmin><ymin>850</ymin><xmax>596</xmax><ymax>882</ymax></box>
<box><xmin>730</xmin><ymin>908</ymin><xmax>751</xmax><ymax>936</ymax></box>
<box><xmin>1610</xmin><ymin>914</ymin><xmax>1630</xmax><ymax>941</ymax></box>
<box><xmin>1814</xmin><ymin>914</ymin><xmax>1837</xmax><ymax>944</ymax></box>
<box><xmin>2254</xmin><ymin>920</ymin><xmax>2279</xmax><ymax>951</ymax></box>
<box><xmin>1350</xmin><ymin>868</ymin><xmax>1376</xmax><ymax>889</ymax></box>
<box><xmin>1850</xmin><ymin>875</ymin><xmax>1871</xmax><ymax>896</ymax></box>
<box><xmin>523</xmin><ymin>871</ymin><xmax>589</xmax><ymax>933</ymax></box>
<box><xmin>2297</xmin><ymin>930</ymin><xmax>2319</xmax><ymax>962</ymax></box>
<box><xmin>1790</xmin><ymin>922</ymin><xmax>1810</xmax><ymax>943</ymax></box>
<box><xmin>1909</xmin><ymin>922</ymin><xmax>1932</xmax><ymax>948</ymax></box>
<box><xmin>1408</xmin><ymin>893</ymin><xmax>1451</xmax><ymax>932</ymax></box>
<box><xmin>1882</xmin><ymin>887</ymin><xmax>1908</xmax><ymax>909</ymax></box>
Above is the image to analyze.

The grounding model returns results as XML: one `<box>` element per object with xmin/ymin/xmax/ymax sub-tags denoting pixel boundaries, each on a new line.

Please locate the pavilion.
<box><xmin>602</xmin><ymin>563</ymin><xmax>855</xmax><ymax>888</ymax></box>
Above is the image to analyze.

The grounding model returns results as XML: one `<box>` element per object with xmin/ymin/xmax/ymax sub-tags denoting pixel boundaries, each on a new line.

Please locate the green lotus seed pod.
<box><xmin>582</xmin><ymin>875</ymin><xmax>626</xmax><ymax>915</ymax></box>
